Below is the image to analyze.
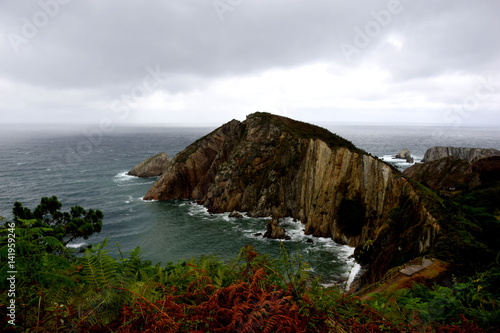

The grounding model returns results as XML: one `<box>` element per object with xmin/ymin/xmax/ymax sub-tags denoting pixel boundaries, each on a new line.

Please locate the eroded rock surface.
<box><xmin>143</xmin><ymin>112</ymin><xmax>443</xmax><ymax>284</ymax></box>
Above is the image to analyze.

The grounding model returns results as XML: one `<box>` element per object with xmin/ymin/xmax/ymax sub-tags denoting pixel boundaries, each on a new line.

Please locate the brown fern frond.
<box><xmin>226</xmin><ymin>280</ymin><xmax>248</xmax><ymax>303</ymax></box>
<box><xmin>250</xmin><ymin>267</ymin><xmax>267</xmax><ymax>285</ymax></box>
<box><xmin>186</xmin><ymin>275</ymin><xmax>213</xmax><ymax>293</ymax></box>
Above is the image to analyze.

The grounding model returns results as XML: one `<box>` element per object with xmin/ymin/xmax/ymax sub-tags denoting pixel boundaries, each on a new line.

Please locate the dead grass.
<box><xmin>359</xmin><ymin>260</ymin><xmax>449</xmax><ymax>300</ymax></box>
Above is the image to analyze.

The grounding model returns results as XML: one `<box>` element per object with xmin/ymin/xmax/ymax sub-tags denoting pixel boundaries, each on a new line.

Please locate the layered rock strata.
<box><xmin>143</xmin><ymin>112</ymin><xmax>443</xmax><ymax>284</ymax></box>
<box><xmin>421</xmin><ymin>146</ymin><xmax>500</xmax><ymax>163</ymax></box>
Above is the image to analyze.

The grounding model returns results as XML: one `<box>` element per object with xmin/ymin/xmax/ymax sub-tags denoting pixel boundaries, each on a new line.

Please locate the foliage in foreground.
<box><xmin>0</xmin><ymin>197</ymin><xmax>498</xmax><ymax>332</ymax></box>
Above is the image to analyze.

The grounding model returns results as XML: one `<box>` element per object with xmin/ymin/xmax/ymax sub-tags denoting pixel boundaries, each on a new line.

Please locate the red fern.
<box><xmin>115</xmin><ymin>262</ymin><xmax>311</xmax><ymax>332</ymax></box>
<box><xmin>111</xmin><ymin>247</ymin><xmax>486</xmax><ymax>333</ymax></box>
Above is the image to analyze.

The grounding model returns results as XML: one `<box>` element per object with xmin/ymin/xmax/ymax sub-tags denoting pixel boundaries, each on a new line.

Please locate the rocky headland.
<box><xmin>138</xmin><ymin>112</ymin><xmax>448</xmax><ymax>286</ymax></box>
<box><xmin>421</xmin><ymin>146</ymin><xmax>500</xmax><ymax>163</ymax></box>
<box><xmin>404</xmin><ymin>146</ymin><xmax>500</xmax><ymax>192</ymax></box>
<box><xmin>128</xmin><ymin>152</ymin><xmax>170</xmax><ymax>177</ymax></box>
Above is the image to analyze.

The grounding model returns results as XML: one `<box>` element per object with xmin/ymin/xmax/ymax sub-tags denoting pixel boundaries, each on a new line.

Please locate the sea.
<box><xmin>1</xmin><ymin>122</ymin><xmax>499</xmax><ymax>287</ymax></box>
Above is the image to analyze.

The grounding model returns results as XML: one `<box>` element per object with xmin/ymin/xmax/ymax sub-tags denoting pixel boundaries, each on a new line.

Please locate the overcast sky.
<box><xmin>1</xmin><ymin>0</ymin><xmax>499</xmax><ymax>125</ymax></box>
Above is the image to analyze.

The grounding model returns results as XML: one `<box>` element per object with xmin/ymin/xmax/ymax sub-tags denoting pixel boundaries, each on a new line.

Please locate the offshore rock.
<box><xmin>263</xmin><ymin>218</ymin><xmax>290</xmax><ymax>240</ymax></box>
<box><xmin>229</xmin><ymin>210</ymin><xmax>244</xmax><ymax>218</ymax></box>
<box><xmin>128</xmin><ymin>152</ymin><xmax>170</xmax><ymax>177</ymax></box>
<box><xmin>143</xmin><ymin>112</ymin><xmax>442</xmax><ymax>284</ymax></box>
<box><xmin>421</xmin><ymin>146</ymin><xmax>500</xmax><ymax>163</ymax></box>
<box><xmin>395</xmin><ymin>148</ymin><xmax>410</xmax><ymax>159</ymax></box>
<box><xmin>403</xmin><ymin>156</ymin><xmax>481</xmax><ymax>191</ymax></box>
<box><xmin>395</xmin><ymin>148</ymin><xmax>414</xmax><ymax>163</ymax></box>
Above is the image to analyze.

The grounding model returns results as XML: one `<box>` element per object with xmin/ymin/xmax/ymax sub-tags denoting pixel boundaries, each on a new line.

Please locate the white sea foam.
<box><xmin>187</xmin><ymin>201</ymin><xmax>210</xmax><ymax>216</ymax></box>
<box><xmin>345</xmin><ymin>257</ymin><xmax>361</xmax><ymax>289</ymax></box>
<box><xmin>141</xmin><ymin>198</ymin><xmax>158</xmax><ymax>202</ymax></box>
<box><xmin>114</xmin><ymin>171</ymin><xmax>136</xmax><ymax>182</ymax></box>
<box><xmin>114</xmin><ymin>171</ymin><xmax>156</xmax><ymax>187</ymax></box>
<box><xmin>182</xmin><ymin>202</ymin><xmax>362</xmax><ymax>288</ymax></box>
<box><xmin>66</xmin><ymin>242</ymin><xmax>86</xmax><ymax>249</ymax></box>
<box><xmin>381</xmin><ymin>154</ymin><xmax>424</xmax><ymax>170</ymax></box>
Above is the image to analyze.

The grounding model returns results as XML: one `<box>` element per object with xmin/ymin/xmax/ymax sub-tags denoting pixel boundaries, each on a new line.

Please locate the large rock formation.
<box><xmin>142</xmin><ymin>112</ymin><xmax>443</xmax><ymax>284</ymax></box>
<box><xmin>404</xmin><ymin>147</ymin><xmax>500</xmax><ymax>192</ymax></box>
<box><xmin>421</xmin><ymin>146</ymin><xmax>500</xmax><ymax>163</ymax></box>
<box><xmin>128</xmin><ymin>152</ymin><xmax>170</xmax><ymax>177</ymax></box>
<box><xmin>403</xmin><ymin>156</ymin><xmax>481</xmax><ymax>191</ymax></box>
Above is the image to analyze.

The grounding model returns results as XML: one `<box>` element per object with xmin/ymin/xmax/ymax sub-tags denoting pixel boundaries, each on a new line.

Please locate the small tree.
<box><xmin>12</xmin><ymin>195</ymin><xmax>103</xmax><ymax>247</ymax></box>
<box><xmin>0</xmin><ymin>197</ymin><xmax>104</xmax><ymax>327</ymax></box>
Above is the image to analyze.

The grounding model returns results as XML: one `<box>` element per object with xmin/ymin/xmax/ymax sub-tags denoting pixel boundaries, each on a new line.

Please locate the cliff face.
<box><xmin>403</xmin><ymin>156</ymin><xmax>481</xmax><ymax>191</ymax></box>
<box><xmin>421</xmin><ymin>146</ymin><xmax>500</xmax><ymax>163</ymax></box>
<box><xmin>143</xmin><ymin>112</ymin><xmax>443</xmax><ymax>283</ymax></box>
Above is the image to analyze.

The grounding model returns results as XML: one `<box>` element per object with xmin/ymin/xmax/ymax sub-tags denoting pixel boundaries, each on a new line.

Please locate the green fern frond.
<box><xmin>82</xmin><ymin>240</ymin><xmax>118</xmax><ymax>289</ymax></box>
<box><xmin>41</xmin><ymin>235</ymin><xmax>65</xmax><ymax>250</ymax></box>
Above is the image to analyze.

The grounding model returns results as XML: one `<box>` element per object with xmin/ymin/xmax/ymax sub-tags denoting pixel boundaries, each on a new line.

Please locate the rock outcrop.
<box><xmin>404</xmin><ymin>147</ymin><xmax>500</xmax><ymax>191</ymax></box>
<box><xmin>229</xmin><ymin>210</ymin><xmax>244</xmax><ymax>219</ymax></box>
<box><xmin>142</xmin><ymin>112</ymin><xmax>443</xmax><ymax>285</ymax></box>
<box><xmin>128</xmin><ymin>153</ymin><xmax>171</xmax><ymax>177</ymax></box>
<box><xmin>421</xmin><ymin>146</ymin><xmax>500</xmax><ymax>163</ymax></box>
<box><xmin>263</xmin><ymin>218</ymin><xmax>290</xmax><ymax>240</ymax></box>
<box><xmin>395</xmin><ymin>148</ymin><xmax>414</xmax><ymax>163</ymax></box>
<box><xmin>403</xmin><ymin>156</ymin><xmax>481</xmax><ymax>191</ymax></box>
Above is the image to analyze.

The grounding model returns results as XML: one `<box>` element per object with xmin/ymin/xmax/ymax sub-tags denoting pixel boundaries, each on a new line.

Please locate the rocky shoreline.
<box><xmin>129</xmin><ymin>113</ymin><xmax>500</xmax><ymax>289</ymax></box>
<box><xmin>131</xmin><ymin>113</ymin><xmax>446</xmax><ymax>287</ymax></box>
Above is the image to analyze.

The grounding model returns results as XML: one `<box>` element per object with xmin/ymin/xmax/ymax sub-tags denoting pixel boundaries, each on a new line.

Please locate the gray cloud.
<box><xmin>0</xmin><ymin>0</ymin><xmax>499</xmax><ymax>124</ymax></box>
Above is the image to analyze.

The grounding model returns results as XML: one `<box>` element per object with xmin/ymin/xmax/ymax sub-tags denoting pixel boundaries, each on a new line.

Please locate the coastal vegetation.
<box><xmin>2</xmin><ymin>114</ymin><xmax>499</xmax><ymax>331</ymax></box>
<box><xmin>1</xmin><ymin>192</ymin><xmax>499</xmax><ymax>332</ymax></box>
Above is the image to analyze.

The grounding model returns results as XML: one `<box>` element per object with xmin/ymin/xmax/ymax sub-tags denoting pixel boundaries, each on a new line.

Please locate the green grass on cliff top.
<box><xmin>249</xmin><ymin>112</ymin><xmax>366</xmax><ymax>154</ymax></box>
<box><xmin>175</xmin><ymin>112</ymin><xmax>367</xmax><ymax>163</ymax></box>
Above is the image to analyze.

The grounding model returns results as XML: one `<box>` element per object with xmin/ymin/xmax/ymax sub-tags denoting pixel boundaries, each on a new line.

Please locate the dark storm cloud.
<box><xmin>0</xmin><ymin>0</ymin><xmax>499</xmax><ymax>124</ymax></box>
<box><xmin>0</xmin><ymin>1</ymin><xmax>396</xmax><ymax>88</ymax></box>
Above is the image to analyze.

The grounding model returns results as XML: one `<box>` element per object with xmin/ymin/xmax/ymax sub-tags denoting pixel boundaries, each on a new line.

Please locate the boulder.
<box><xmin>263</xmin><ymin>218</ymin><xmax>291</xmax><ymax>240</ymax></box>
<box><xmin>229</xmin><ymin>210</ymin><xmax>244</xmax><ymax>218</ymax></box>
